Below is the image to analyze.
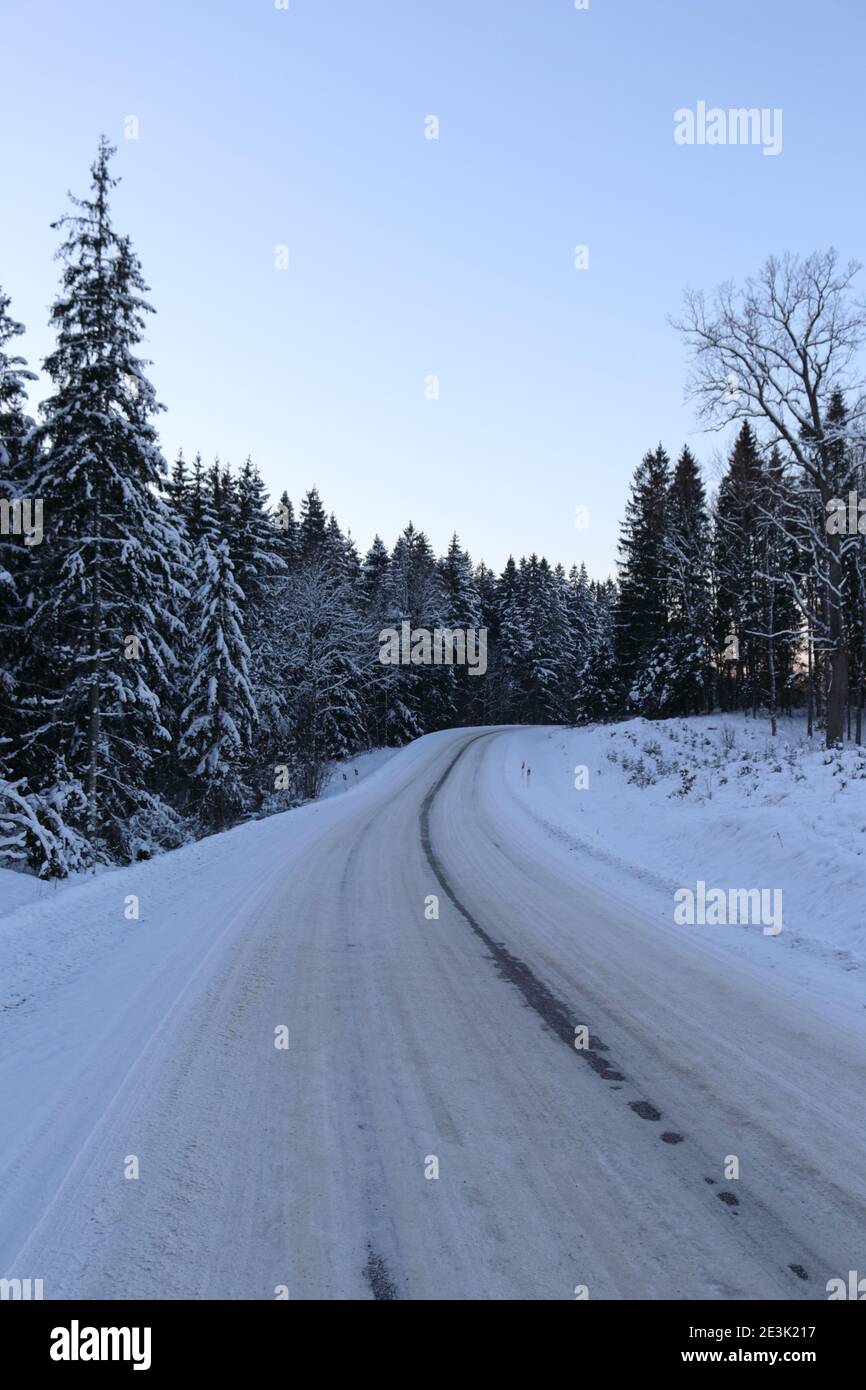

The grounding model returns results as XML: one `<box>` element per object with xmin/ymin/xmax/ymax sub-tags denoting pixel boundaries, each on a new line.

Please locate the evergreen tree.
<box><xmin>383</xmin><ymin>523</ymin><xmax>451</xmax><ymax>736</ymax></box>
<box><xmin>575</xmin><ymin>579</ymin><xmax>623</xmax><ymax>721</ymax></box>
<box><xmin>0</xmin><ymin>286</ymin><xmax>35</xmax><ymax>489</ymax></box>
<box><xmin>495</xmin><ymin>556</ymin><xmax>532</xmax><ymax>721</ymax></box>
<box><xmin>0</xmin><ymin>287</ymin><xmax>36</xmax><ymax>775</ymax></box>
<box><xmin>714</xmin><ymin>423</ymin><xmax>764</xmax><ymax>712</ymax></box>
<box><xmin>299</xmin><ymin>486</ymin><xmax>328</xmax><ymax>561</ymax></box>
<box><xmin>183</xmin><ymin>452</ymin><xmax>213</xmax><ymax>545</ymax></box>
<box><xmin>233</xmin><ymin>456</ymin><xmax>286</xmax><ymax>613</ymax></box>
<box><xmin>178</xmin><ymin>538</ymin><xmax>257</xmax><ymax>831</ymax></box>
<box><xmin>358</xmin><ymin>536</ymin><xmax>393</xmax><ymax>745</ymax></box>
<box><xmin>438</xmin><ymin>533</ymin><xmax>483</xmax><ymax>723</ymax></box>
<box><xmin>282</xmin><ymin>559</ymin><xmax>367</xmax><ymax>797</ymax></box>
<box><xmin>439</xmin><ymin>533</ymin><xmax>482</xmax><ymax>627</ymax></box>
<box><xmin>22</xmin><ymin>140</ymin><xmax>186</xmax><ymax>858</ymax></box>
<box><xmin>165</xmin><ymin>448</ymin><xmax>188</xmax><ymax>514</ymax></box>
<box><xmin>273</xmin><ymin>490</ymin><xmax>300</xmax><ymax>570</ymax></box>
<box><xmin>664</xmin><ymin>445</ymin><xmax>712</xmax><ymax>714</ymax></box>
<box><xmin>520</xmin><ymin>556</ymin><xmax>573</xmax><ymax>723</ymax></box>
<box><xmin>616</xmin><ymin>444</ymin><xmax>672</xmax><ymax>711</ymax></box>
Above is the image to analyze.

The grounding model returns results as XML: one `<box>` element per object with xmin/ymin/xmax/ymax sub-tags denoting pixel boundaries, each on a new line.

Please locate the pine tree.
<box><xmin>165</xmin><ymin>448</ymin><xmax>188</xmax><ymax>514</ymax></box>
<box><xmin>178</xmin><ymin>538</ymin><xmax>257</xmax><ymax>831</ymax></box>
<box><xmin>575</xmin><ymin>579</ymin><xmax>623</xmax><ymax>721</ymax></box>
<box><xmin>359</xmin><ymin>535</ymin><xmax>390</xmax><ymax>612</ymax></box>
<box><xmin>358</xmin><ymin>536</ymin><xmax>393</xmax><ymax>744</ymax></box>
<box><xmin>664</xmin><ymin>446</ymin><xmax>712</xmax><ymax>714</ymax></box>
<box><xmin>233</xmin><ymin>457</ymin><xmax>286</xmax><ymax>613</ymax></box>
<box><xmin>616</xmin><ymin>444</ymin><xmax>672</xmax><ymax>711</ymax></box>
<box><xmin>438</xmin><ymin>533</ymin><xmax>483</xmax><ymax>723</ymax></box>
<box><xmin>714</xmin><ymin>423</ymin><xmax>764</xmax><ymax>713</ymax></box>
<box><xmin>299</xmin><ymin>486</ymin><xmax>328</xmax><ymax>561</ymax></box>
<box><xmin>182</xmin><ymin>452</ymin><xmax>213</xmax><ymax>545</ymax></box>
<box><xmin>495</xmin><ymin>556</ymin><xmax>532</xmax><ymax>721</ymax></box>
<box><xmin>0</xmin><ymin>286</ymin><xmax>35</xmax><ymax>490</ymax></box>
<box><xmin>0</xmin><ymin>287</ymin><xmax>36</xmax><ymax>771</ymax></box>
<box><xmin>527</xmin><ymin>558</ymin><xmax>573</xmax><ymax>723</ymax></box>
<box><xmin>385</xmin><ymin>524</ymin><xmax>452</xmax><ymax>734</ymax></box>
<box><xmin>273</xmin><ymin>490</ymin><xmax>300</xmax><ymax>570</ymax></box>
<box><xmin>282</xmin><ymin>559</ymin><xmax>367</xmax><ymax>797</ymax></box>
<box><xmin>439</xmin><ymin>534</ymin><xmax>482</xmax><ymax>627</ymax></box>
<box><xmin>22</xmin><ymin>139</ymin><xmax>186</xmax><ymax>859</ymax></box>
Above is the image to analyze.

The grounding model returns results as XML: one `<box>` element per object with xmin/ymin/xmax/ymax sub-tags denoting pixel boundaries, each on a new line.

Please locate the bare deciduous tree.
<box><xmin>673</xmin><ymin>250</ymin><xmax>866</xmax><ymax>746</ymax></box>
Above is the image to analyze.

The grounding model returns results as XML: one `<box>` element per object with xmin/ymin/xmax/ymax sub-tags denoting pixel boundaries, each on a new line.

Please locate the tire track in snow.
<box><xmin>419</xmin><ymin>732</ymin><xmax>817</xmax><ymax>1297</ymax></box>
<box><xmin>420</xmin><ymin>735</ymin><xmax>645</xmax><ymax>1094</ymax></box>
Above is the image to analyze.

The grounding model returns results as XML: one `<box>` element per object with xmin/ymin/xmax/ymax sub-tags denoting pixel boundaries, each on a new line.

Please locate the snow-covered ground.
<box><xmin>319</xmin><ymin>746</ymin><xmax>400</xmax><ymax>799</ymax></box>
<box><xmin>2</xmin><ymin>719</ymin><xmax>865</xmax><ymax>1299</ymax></box>
<box><xmin>512</xmin><ymin>712</ymin><xmax>866</xmax><ymax>972</ymax></box>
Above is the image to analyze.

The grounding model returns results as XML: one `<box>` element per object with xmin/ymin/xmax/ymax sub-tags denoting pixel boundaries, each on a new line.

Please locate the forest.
<box><xmin>2</xmin><ymin>140</ymin><xmax>864</xmax><ymax>876</ymax></box>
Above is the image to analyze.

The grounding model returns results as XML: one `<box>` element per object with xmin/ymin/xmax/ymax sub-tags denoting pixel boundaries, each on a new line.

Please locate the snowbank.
<box><xmin>504</xmin><ymin>713</ymin><xmax>866</xmax><ymax>972</ymax></box>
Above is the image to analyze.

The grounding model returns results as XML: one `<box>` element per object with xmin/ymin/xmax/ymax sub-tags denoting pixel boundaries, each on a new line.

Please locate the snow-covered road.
<box><xmin>2</xmin><ymin>726</ymin><xmax>866</xmax><ymax>1299</ymax></box>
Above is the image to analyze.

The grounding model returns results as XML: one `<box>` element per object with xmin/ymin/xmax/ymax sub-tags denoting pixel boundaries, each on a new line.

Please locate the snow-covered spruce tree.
<box><xmin>281</xmin><ymin>557</ymin><xmax>368</xmax><ymax>799</ymax></box>
<box><xmin>357</xmin><ymin>535</ymin><xmax>393</xmax><ymax>746</ymax></box>
<box><xmin>574</xmin><ymin>579</ymin><xmax>624</xmax><ymax>721</ymax></box>
<box><xmin>165</xmin><ymin>447</ymin><xmax>188</xmax><ymax>514</ymax></box>
<box><xmin>273</xmin><ymin>490</ymin><xmax>300</xmax><ymax>571</ymax></box>
<box><xmin>664</xmin><ymin>445</ymin><xmax>713</xmax><ymax>715</ymax></box>
<box><xmin>567</xmin><ymin>562</ymin><xmax>594</xmax><ymax>713</ymax></box>
<box><xmin>518</xmin><ymin>556</ymin><xmax>574</xmax><ymax>724</ymax></box>
<box><xmin>227</xmin><ymin>458</ymin><xmax>288</xmax><ymax>803</ymax></box>
<box><xmin>615</xmin><ymin>444</ymin><xmax>672</xmax><ymax>713</ymax></box>
<box><xmin>231</xmin><ymin>458</ymin><xmax>287</xmax><ymax>621</ymax></box>
<box><xmin>0</xmin><ymin>775</ymin><xmax>91</xmax><ymax>879</ymax></box>
<box><xmin>177</xmin><ymin>451</ymin><xmax>213</xmax><ymax>546</ymax></box>
<box><xmin>0</xmin><ymin>286</ymin><xmax>37</xmax><ymax>774</ymax></box>
<box><xmin>384</xmin><ymin>523</ymin><xmax>453</xmax><ymax>736</ymax></box>
<box><xmin>472</xmin><ymin>559</ymin><xmax>500</xmax><ymax>724</ymax></box>
<box><xmin>493</xmin><ymin>556</ymin><xmax>528</xmax><ymax>721</ymax></box>
<box><xmin>0</xmin><ymin>292</ymin><xmax>88</xmax><ymax>876</ymax></box>
<box><xmin>438</xmin><ymin>533</ymin><xmax>483</xmax><ymax>724</ymax></box>
<box><xmin>0</xmin><ymin>286</ymin><xmax>36</xmax><ymax>489</ymax></box>
<box><xmin>247</xmin><ymin>496</ymin><xmax>301</xmax><ymax>794</ymax></box>
<box><xmin>205</xmin><ymin>456</ymin><xmax>235</xmax><ymax>544</ymax></box>
<box><xmin>713</xmin><ymin>422</ymin><xmax>766</xmax><ymax>714</ymax></box>
<box><xmin>22</xmin><ymin>141</ymin><xmax>186</xmax><ymax>862</ymax></box>
<box><xmin>178</xmin><ymin>538</ymin><xmax>257</xmax><ymax>831</ymax></box>
<box><xmin>299</xmin><ymin>486</ymin><xmax>328</xmax><ymax>562</ymax></box>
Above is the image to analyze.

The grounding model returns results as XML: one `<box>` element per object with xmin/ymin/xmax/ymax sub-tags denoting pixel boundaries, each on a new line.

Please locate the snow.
<box><xmin>510</xmin><ymin>712</ymin><xmax>866</xmax><ymax>973</ymax></box>
<box><xmin>0</xmin><ymin>867</ymin><xmax>53</xmax><ymax>916</ymax></box>
<box><xmin>319</xmin><ymin>745</ymin><xmax>400</xmax><ymax>798</ymax></box>
<box><xmin>2</xmin><ymin>720</ymin><xmax>865</xmax><ymax>1299</ymax></box>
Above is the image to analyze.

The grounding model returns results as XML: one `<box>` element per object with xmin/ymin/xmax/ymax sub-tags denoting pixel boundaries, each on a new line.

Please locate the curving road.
<box><xmin>3</xmin><ymin>727</ymin><xmax>866</xmax><ymax>1299</ymax></box>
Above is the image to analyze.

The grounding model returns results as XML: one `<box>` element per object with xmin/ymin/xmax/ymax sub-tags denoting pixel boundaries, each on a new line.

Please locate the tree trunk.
<box><xmin>87</xmin><ymin>490</ymin><xmax>102</xmax><ymax>841</ymax></box>
<box><xmin>825</xmin><ymin>535</ymin><xmax>848</xmax><ymax>748</ymax></box>
<box><xmin>807</xmin><ymin>631</ymin><xmax>814</xmax><ymax>738</ymax></box>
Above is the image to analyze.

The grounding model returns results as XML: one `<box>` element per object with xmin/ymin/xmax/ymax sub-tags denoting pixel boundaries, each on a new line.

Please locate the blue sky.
<box><xmin>1</xmin><ymin>0</ymin><xmax>864</xmax><ymax>574</ymax></box>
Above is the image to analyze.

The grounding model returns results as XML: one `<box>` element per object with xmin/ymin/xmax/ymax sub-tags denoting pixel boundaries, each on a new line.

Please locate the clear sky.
<box><xmin>1</xmin><ymin>0</ymin><xmax>864</xmax><ymax>576</ymax></box>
